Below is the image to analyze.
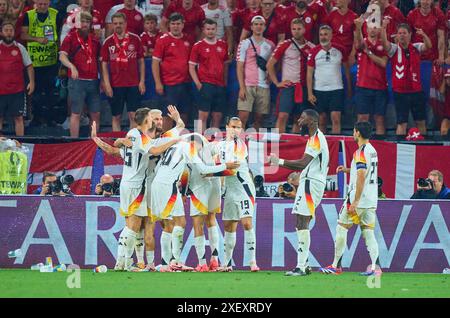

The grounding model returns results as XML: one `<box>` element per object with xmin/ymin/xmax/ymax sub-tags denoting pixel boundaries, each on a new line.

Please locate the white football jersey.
<box><xmin>348</xmin><ymin>143</ymin><xmax>378</xmax><ymax>209</ymax></box>
<box><xmin>187</xmin><ymin>141</ymin><xmax>219</xmax><ymax>192</ymax></box>
<box><xmin>120</xmin><ymin>128</ymin><xmax>155</xmax><ymax>185</ymax></box>
<box><xmin>300</xmin><ymin>129</ymin><xmax>329</xmax><ymax>184</ymax></box>
<box><xmin>212</xmin><ymin>137</ymin><xmax>253</xmax><ymax>187</ymax></box>
<box><xmin>153</xmin><ymin>137</ymin><xmax>227</xmax><ymax>186</ymax></box>
<box><xmin>146</xmin><ymin>128</ymin><xmax>181</xmax><ymax>185</ymax></box>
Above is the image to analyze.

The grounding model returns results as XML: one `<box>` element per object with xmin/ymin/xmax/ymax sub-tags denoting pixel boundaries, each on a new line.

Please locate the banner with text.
<box><xmin>0</xmin><ymin>196</ymin><xmax>449</xmax><ymax>272</ymax></box>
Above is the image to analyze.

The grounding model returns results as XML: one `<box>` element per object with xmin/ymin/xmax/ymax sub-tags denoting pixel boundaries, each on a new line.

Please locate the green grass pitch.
<box><xmin>1</xmin><ymin>269</ymin><xmax>449</xmax><ymax>298</ymax></box>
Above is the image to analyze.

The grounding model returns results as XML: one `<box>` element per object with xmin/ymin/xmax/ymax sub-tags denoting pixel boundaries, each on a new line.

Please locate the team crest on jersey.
<box><xmin>377</xmin><ymin>45</ymin><xmax>383</xmax><ymax>51</ymax></box>
<box><xmin>11</xmin><ymin>49</ymin><xmax>18</xmax><ymax>56</ymax></box>
<box><xmin>217</xmin><ymin>46</ymin><xmax>223</xmax><ymax>52</ymax></box>
<box><xmin>305</xmin><ymin>17</ymin><xmax>312</xmax><ymax>23</ymax></box>
<box><xmin>205</xmin><ymin>48</ymin><xmax>210</xmax><ymax>52</ymax></box>
<box><xmin>170</xmin><ymin>42</ymin><xmax>176</xmax><ymax>46</ymax></box>
<box><xmin>135</xmin><ymin>14</ymin><xmax>142</xmax><ymax>21</ymax></box>
<box><xmin>184</xmin><ymin>41</ymin><xmax>190</xmax><ymax>47</ymax></box>
<box><xmin>128</xmin><ymin>44</ymin><xmax>135</xmax><ymax>51</ymax></box>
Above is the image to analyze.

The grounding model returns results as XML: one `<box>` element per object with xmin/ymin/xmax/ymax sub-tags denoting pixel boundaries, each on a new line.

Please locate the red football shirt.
<box><xmin>140</xmin><ymin>31</ymin><xmax>162</xmax><ymax>54</ymax></box>
<box><xmin>407</xmin><ymin>8</ymin><xmax>446</xmax><ymax>61</ymax></box>
<box><xmin>118</xmin><ymin>7</ymin><xmax>144</xmax><ymax>35</ymax></box>
<box><xmin>152</xmin><ymin>32</ymin><xmax>192</xmax><ymax>85</ymax></box>
<box><xmin>0</xmin><ymin>41</ymin><xmax>32</xmax><ymax>95</ymax></box>
<box><xmin>325</xmin><ymin>9</ymin><xmax>358</xmax><ymax>58</ymax></box>
<box><xmin>60</xmin><ymin>31</ymin><xmax>101</xmax><ymax>80</ymax></box>
<box><xmin>163</xmin><ymin>2</ymin><xmax>205</xmax><ymax>45</ymax></box>
<box><xmin>101</xmin><ymin>33</ymin><xmax>144</xmax><ymax>87</ymax></box>
<box><xmin>388</xmin><ymin>43</ymin><xmax>424</xmax><ymax>93</ymax></box>
<box><xmin>94</xmin><ymin>0</ymin><xmax>122</xmax><ymax>21</ymax></box>
<box><xmin>243</xmin><ymin>9</ymin><xmax>284</xmax><ymax>45</ymax></box>
<box><xmin>355</xmin><ymin>38</ymin><xmax>388</xmax><ymax>90</ymax></box>
<box><xmin>283</xmin><ymin>7</ymin><xmax>317</xmax><ymax>42</ymax></box>
<box><xmin>272</xmin><ymin>39</ymin><xmax>315</xmax><ymax>84</ymax></box>
<box><xmin>308</xmin><ymin>0</ymin><xmax>328</xmax><ymax>25</ymax></box>
<box><xmin>189</xmin><ymin>38</ymin><xmax>229</xmax><ymax>86</ymax></box>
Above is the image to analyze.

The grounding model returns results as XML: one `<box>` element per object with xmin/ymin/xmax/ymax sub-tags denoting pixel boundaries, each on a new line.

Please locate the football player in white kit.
<box><xmin>151</xmin><ymin>133</ymin><xmax>240</xmax><ymax>272</ymax></box>
<box><xmin>319</xmin><ymin>121</ymin><xmax>381</xmax><ymax>276</ymax></box>
<box><xmin>268</xmin><ymin>109</ymin><xmax>329</xmax><ymax>276</ymax></box>
<box><xmin>91</xmin><ymin>106</ymin><xmax>185</xmax><ymax>271</ymax></box>
<box><xmin>185</xmin><ymin>136</ymin><xmax>233</xmax><ymax>272</ymax></box>
<box><xmin>211</xmin><ymin>117</ymin><xmax>260</xmax><ymax>272</ymax></box>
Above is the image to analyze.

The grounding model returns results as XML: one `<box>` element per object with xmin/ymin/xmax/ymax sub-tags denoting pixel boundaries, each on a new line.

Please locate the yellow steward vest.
<box><xmin>26</xmin><ymin>8</ymin><xmax>58</xmax><ymax>67</ymax></box>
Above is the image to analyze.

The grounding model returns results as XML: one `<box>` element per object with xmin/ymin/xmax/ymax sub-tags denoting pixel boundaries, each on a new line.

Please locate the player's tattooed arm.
<box><xmin>268</xmin><ymin>153</ymin><xmax>314</xmax><ymax>171</ymax></box>
<box><xmin>149</xmin><ymin>138</ymin><xmax>181</xmax><ymax>156</ymax></box>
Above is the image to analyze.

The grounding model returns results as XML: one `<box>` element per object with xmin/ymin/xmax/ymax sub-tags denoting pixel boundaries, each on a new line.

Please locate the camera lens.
<box><xmin>282</xmin><ymin>183</ymin><xmax>293</xmax><ymax>193</ymax></box>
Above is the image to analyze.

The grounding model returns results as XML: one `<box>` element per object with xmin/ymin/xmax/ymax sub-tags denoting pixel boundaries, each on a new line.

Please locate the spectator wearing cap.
<box><xmin>60</xmin><ymin>11</ymin><xmax>101</xmax><ymax>138</ymax></box>
<box><xmin>161</xmin><ymin>0</ymin><xmax>205</xmax><ymax>45</ymax></box>
<box><xmin>380</xmin><ymin>20</ymin><xmax>432</xmax><ymax>137</ymax></box>
<box><xmin>438</xmin><ymin>68</ymin><xmax>450</xmax><ymax>137</ymax></box>
<box><xmin>267</xmin><ymin>18</ymin><xmax>314</xmax><ymax>133</ymax></box>
<box><xmin>353</xmin><ymin>15</ymin><xmax>389</xmax><ymax>137</ymax></box>
<box><xmin>239</xmin><ymin>0</ymin><xmax>285</xmax><ymax>46</ymax></box>
<box><xmin>236</xmin><ymin>15</ymin><xmax>275</xmax><ymax>130</ymax></box>
<box><xmin>105</xmin><ymin>0</ymin><xmax>144</xmax><ymax>38</ymax></box>
<box><xmin>307</xmin><ymin>24</ymin><xmax>346</xmax><ymax>134</ymax></box>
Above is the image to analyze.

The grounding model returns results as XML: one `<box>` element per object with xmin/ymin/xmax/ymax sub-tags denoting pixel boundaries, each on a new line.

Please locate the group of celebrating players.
<box><xmin>92</xmin><ymin>106</ymin><xmax>381</xmax><ymax>276</ymax></box>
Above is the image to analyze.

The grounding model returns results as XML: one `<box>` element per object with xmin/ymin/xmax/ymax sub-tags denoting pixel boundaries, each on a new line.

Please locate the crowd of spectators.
<box><xmin>0</xmin><ymin>0</ymin><xmax>449</xmax><ymax>139</ymax></box>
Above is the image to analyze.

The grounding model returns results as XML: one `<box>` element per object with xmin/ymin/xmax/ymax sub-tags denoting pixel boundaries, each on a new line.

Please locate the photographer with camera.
<box><xmin>34</xmin><ymin>172</ymin><xmax>74</xmax><ymax>196</ymax></box>
<box><xmin>412</xmin><ymin>170</ymin><xmax>450</xmax><ymax>200</ymax></box>
<box><xmin>275</xmin><ymin>172</ymin><xmax>300</xmax><ymax>199</ymax></box>
<box><xmin>94</xmin><ymin>174</ymin><xmax>120</xmax><ymax>196</ymax></box>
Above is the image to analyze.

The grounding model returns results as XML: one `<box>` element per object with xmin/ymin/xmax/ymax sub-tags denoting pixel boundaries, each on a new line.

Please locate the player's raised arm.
<box><xmin>268</xmin><ymin>152</ymin><xmax>314</xmax><ymax>171</ymax></box>
<box><xmin>167</xmin><ymin>105</ymin><xmax>185</xmax><ymax>130</ymax></box>
<box><xmin>114</xmin><ymin>138</ymin><xmax>133</xmax><ymax>148</ymax></box>
<box><xmin>92</xmin><ymin>137</ymin><xmax>121</xmax><ymax>157</ymax></box>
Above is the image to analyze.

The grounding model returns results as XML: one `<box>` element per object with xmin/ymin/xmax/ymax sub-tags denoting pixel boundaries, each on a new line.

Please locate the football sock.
<box><xmin>123</xmin><ymin>227</ymin><xmax>138</xmax><ymax>268</ymax></box>
<box><xmin>160</xmin><ymin>231</ymin><xmax>172</xmax><ymax>266</ymax></box>
<box><xmin>146</xmin><ymin>251</ymin><xmax>154</xmax><ymax>266</ymax></box>
<box><xmin>296</xmin><ymin>229</ymin><xmax>310</xmax><ymax>271</ymax></box>
<box><xmin>194</xmin><ymin>235</ymin><xmax>206</xmax><ymax>266</ymax></box>
<box><xmin>332</xmin><ymin>225</ymin><xmax>348</xmax><ymax>268</ymax></box>
<box><xmin>244</xmin><ymin>229</ymin><xmax>256</xmax><ymax>265</ymax></box>
<box><xmin>135</xmin><ymin>228</ymin><xmax>145</xmax><ymax>264</ymax></box>
<box><xmin>362</xmin><ymin>229</ymin><xmax>379</xmax><ymax>271</ymax></box>
<box><xmin>207</xmin><ymin>225</ymin><xmax>219</xmax><ymax>260</ymax></box>
<box><xmin>223</xmin><ymin>231</ymin><xmax>236</xmax><ymax>267</ymax></box>
<box><xmin>172</xmin><ymin>226</ymin><xmax>185</xmax><ymax>263</ymax></box>
<box><xmin>116</xmin><ymin>228</ymin><xmax>126</xmax><ymax>265</ymax></box>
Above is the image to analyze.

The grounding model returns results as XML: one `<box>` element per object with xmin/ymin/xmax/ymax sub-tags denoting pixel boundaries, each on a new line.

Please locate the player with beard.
<box><xmin>0</xmin><ymin>22</ymin><xmax>34</xmax><ymax>136</ymax></box>
<box><xmin>91</xmin><ymin>106</ymin><xmax>184</xmax><ymax>271</ymax></box>
<box><xmin>60</xmin><ymin>11</ymin><xmax>101</xmax><ymax>138</ymax></box>
<box><xmin>268</xmin><ymin>109</ymin><xmax>329</xmax><ymax>276</ymax></box>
